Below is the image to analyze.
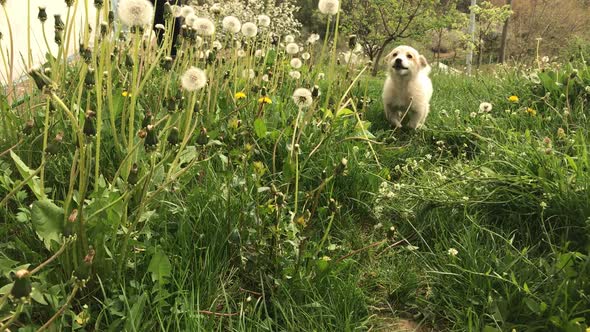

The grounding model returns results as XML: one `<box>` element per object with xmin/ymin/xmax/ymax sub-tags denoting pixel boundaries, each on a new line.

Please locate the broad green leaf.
<box><xmin>31</xmin><ymin>199</ymin><xmax>64</xmax><ymax>249</ymax></box>
<box><xmin>10</xmin><ymin>150</ymin><xmax>45</xmax><ymax>200</ymax></box>
<box><xmin>147</xmin><ymin>249</ymin><xmax>171</xmax><ymax>285</ymax></box>
<box><xmin>335</xmin><ymin>108</ymin><xmax>354</xmax><ymax>118</ymax></box>
<box><xmin>254</xmin><ymin>117</ymin><xmax>267</xmax><ymax>139</ymax></box>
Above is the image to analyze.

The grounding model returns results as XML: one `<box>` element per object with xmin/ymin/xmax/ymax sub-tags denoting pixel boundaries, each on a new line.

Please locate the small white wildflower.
<box><xmin>241</xmin><ymin>22</ymin><xmax>258</xmax><ymax>38</ymax></box>
<box><xmin>262</xmin><ymin>74</ymin><xmax>269</xmax><ymax>82</ymax></box>
<box><xmin>289</xmin><ymin>70</ymin><xmax>301</xmax><ymax>79</ymax></box>
<box><xmin>540</xmin><ymin>201</ymin><xmax>548</xmax><ymax>209</ymax></box>
<box><xmin>155</xmin><ymin>23</ymin><xmax>165</xmax><ymax>31</ymax></box>
<box><xmin>222</xmin><ymin>16</ymin><xmax>241</xmax><ymax>34</ymax></box>
<box><xmin>479</xmin><ymin>102</ymin><xmax>492</xmax><ymax>113</ymax></box>
<box><xmin>237</xmin><ymin>49</ymin><xmax>246</xmax><ymax>57</ymax></box>
<box><xmin>317</xmin><ymin>72</ymin><xmax>325</xmax><ymax>80</ymax></box>
<box><xmin>290</xmin><ymin>58</ymin><xmax>302</xmax><ymax>69</ymax></box>
<box><xmin>212</xmin><ymin>40</ymin><xmax>222</xmax><ymax>50</ymax></box>
<box><xmin>448</xmin><ymin>248</ymin><xmax>458</xmax><ymax>256</ymax></box>
<box><xmin>257</xmin><ymin>14</ymin><xmax>271</xmax><ymax>27</ymax></box>
<box><xmin>541</xmin><ymin>56</ymin><xmax>549</xmax><ymax>63</ymax></box>
<box><xmin>425</xmin><ymin>154</ymin><xmax>432</xmax><ymax>160</ymax></box>
<box><xmin>117</xmin><ymin>0</ymin><xmax>154</xmax><ymax>27</ymax></box>
<box><xmin>292</xmin><ymin>88</ymin><xmax>313</xmax><ymax>108</ymax></box>
<box><xmin>181</xmin><ymin>67</ymin><xmax>207</xmax><ymax>91</ymax></box>
<box><xmin>462</xmin><ymin>196</ymin><xmax>469</xmax><ymax>201</ymax></box>
<box><xmin>318</xmin><ymin>0</ymin><xmax>339</xmax><ymax>15</ymax></box>
<box><xmin>285</xmin><ymin>42</ymin><xmax>299</xmax><ymax>55</ymax></box>
<box><xmin>470</xmin><ymin>112</ymin><xmax>477</xmax><ymax>118</ymax></box>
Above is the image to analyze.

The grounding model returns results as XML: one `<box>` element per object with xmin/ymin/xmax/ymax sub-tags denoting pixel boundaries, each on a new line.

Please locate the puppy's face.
<box><xmin>385</xmin><ymin>46</ymin><xmax>428</xmax><ymax>77</ymax></box>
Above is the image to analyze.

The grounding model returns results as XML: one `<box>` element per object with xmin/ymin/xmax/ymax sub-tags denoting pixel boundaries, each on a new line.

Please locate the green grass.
<box><xmin>1</xmin><ymin>5</ymin><xmax>589</xmax><ymax>331</ymax></box>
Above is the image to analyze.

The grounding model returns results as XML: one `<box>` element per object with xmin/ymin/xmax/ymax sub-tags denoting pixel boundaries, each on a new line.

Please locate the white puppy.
<box><xmin>382</xmin><ymin>45</ymin><xmax>433</xmax><ymax>129</ymax></box>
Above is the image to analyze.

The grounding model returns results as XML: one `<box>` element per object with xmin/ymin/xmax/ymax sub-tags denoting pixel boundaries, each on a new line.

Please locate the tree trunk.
<box><xmin>371</xmin><ymin>38</ymin><xmax>395</xmax><ymax>76</ymax></box>
<box><xmin>466</xmin><ymin>0</ymin><xmax>476</xmax><ymax>75</ymax></box>
<box><xmin>498</xmin><ymin>0</ymin><xmax>512</xmax><ymax>63</ymax></box>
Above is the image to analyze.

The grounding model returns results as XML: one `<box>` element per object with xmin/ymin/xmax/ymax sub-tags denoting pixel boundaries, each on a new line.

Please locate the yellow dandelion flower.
<box><xmin>508</xmin><ymin>95</ymin><xmax>519</xmax><ymax>103</ymax></box>
<box><xmin>258</xmin><ymin>96</ymin><xmax>272</xmax><ymax>105</ymax></box>
<box><xmin>122</xmin><ymin>91</ymin><xmax>131</xmax><ymax>97</ymax></box>
<box><xmin>526</xmin><ymin>107</ymin><xmax>537</xmax><ymax>116</ymax></box>
<box><xmin>235</xmin><ymin>91</ymin><xmax>247</xmax><ymax>100</ymax></box>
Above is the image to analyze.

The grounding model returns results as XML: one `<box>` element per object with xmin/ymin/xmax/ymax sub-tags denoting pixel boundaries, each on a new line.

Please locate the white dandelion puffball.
<box><xmin>242</xmin><ymin>22</ymin><xmax>258</xmax><ymax>38</ymax></box>
<box><xmin>185</xmin><ymin>13</ymin><xmax>197</xmax><ymax>27</ymax></box>
<box><xmin>181</xmin><ymin>67</ymin><xmax>207</xmax><ymax>91</ymax></box>
<box><xmin>242</xmin><ymin>69</ymin><xmax>255</xmax><ymax>80</ymax></box>
<box><xmin>262</xmin><ymin>74</ymin><xmax>270</xmax><ymax>82</ymax></box>
<box><xmin>180</xmin><ymin>5</ymin><xmax>194</xmax><ymax>18</ymax></box>
<box><xmin>155</xmin><ymin>23</ymin><xmax>165</xmax><ymax>31</ymax></box>
<box><xmin>194</xmin><ymin>17</ymin><xmax>215</xmax><ymax>36</ymax></box>
<box><xmin>293</xmin><ymin>88</ymin><xmax>313</xmax><ymax>108</ymax></box>
<box><xmin>290</xmin><ymin>58</ymin><xmax>302</xmax><ymax>69</ymax></box>
<box><xmin>307</xmin><ymin>34</ymin><xmax>320</xmax><ymax>44</ymax></box>
<box><xmin>286</xmin><ymin>43</ymin><xmax>299</xmax><ymax>55</ymax></box>
<box><xmin>479</xmin><ymin>102</ymin><xmax>492</xmax><ymax>113</ymax></box>
<box><xmin>258</xmin><ymin>14</ymin><xmax>271</xmax><ymax>27</ymax></box>
<box><xmin>301</xmin><ymin>52</ymin><xmax>311</xmax><ymax>60</ymax></box>
<box><xmin>255</xmin><ymin>49</ymin><xmax>264</xmax><ymax>58</ymax></box>
<box><xmin>222</xmin><ymin>16</ymin><xmax>242</xmax><ymax>33</ymax></box>
<box><xmin>212</xmin><ymin>40</ymin><xmax>222</xmax><ymax>50</ymax></box>
<box><xmin>237</xmin><ymin>49</ymin><xmax>246</xmax><ymax>57</ymax></box>
<box><xmin>118</xmin><ymin>0</ymin><xmax>154</xmax><ymax>27</ymax></box>
<box><xmin>285</xmin><ymin>35</ymin><xmax>295</xmax><ymax>43</ymax></box>
<box><xmin>318</xmin><ymin>0</ymin><xmax>339</xmax><ymax>15</ymax></box>
<box><xmin>171</xmin><ymin>5</ymin><xmax>182</xmax><ymax>18</ymax></box>
<box><xmin>289</xmin><ymin>71</ymin><xmax>301</xmax><ymax>79</ymax></box>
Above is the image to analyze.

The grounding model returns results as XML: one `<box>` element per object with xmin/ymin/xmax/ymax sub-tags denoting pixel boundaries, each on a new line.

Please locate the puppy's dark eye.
<box><xmin>392</xmin><ymin>53</ymin><xmax>397</xmax><ymax>57</ymax></box>
<box><xmin>407</xmin><ymin>53</ymin><xmax>413</xmax><ymax>59</ymax></box>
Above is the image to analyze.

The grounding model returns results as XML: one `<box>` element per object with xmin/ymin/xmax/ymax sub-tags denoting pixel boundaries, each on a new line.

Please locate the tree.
<box><xmin>430</xmin><ymin>0</ymin><xmax>468</xmax><ymax>63</ymax></box>
<box><xmin>470</xmin><ymin>1</ymin><xmax>512</xmax><ymax>65</ymax></box>
<box><xmin>341</xmin><ymin>0</ymin><xmax>438</xmax><ymax>76</ymax></box>
<box><xmin>498</xmin><ymin>0</ymin><xmax>512</xmax><ymax>63</ymax></box>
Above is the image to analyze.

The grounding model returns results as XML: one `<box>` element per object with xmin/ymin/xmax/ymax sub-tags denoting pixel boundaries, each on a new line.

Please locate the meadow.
<box><xmin>0</xmin><ymin>0</ymin><xmax>589</xmax><ymax>331</ymax></box>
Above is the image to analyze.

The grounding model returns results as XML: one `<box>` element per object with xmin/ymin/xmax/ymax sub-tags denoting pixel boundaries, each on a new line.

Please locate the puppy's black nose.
<box><xmin>394</xmin><ymin>58</ymin><xmax>402</xmax><ymax>65</ymax></box>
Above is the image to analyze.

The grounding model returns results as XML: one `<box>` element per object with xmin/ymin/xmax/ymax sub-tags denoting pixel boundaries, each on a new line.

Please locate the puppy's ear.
<box><xmin>419</xmin><ymin>55</ymin><xmax>429</xmax><ymax>68</ymax></box>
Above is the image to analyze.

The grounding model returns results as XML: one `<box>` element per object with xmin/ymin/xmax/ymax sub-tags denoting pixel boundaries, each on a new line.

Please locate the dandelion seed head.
<box><xmin>257</xmin><ymin>14</ymin><xmax>271</xmax><ymax>27</ymax></box>
<box><xmin>318</xmin><ymin>0</ymin><xmax>339</xmax><ymax>15</ymax></box>
<box><xmin>181</xmin><ymin>67</ymin><xmax>207</xmax><ymax>91</ymax></box>
<box><xmin>301</xmin><ymin>52</ymin><xmax>311</xmax><ymax>60</ymax></box>
<box><xmin>286</xmin><ymin>42</ymin><xmax>299</xmax><ymax>55</ymax></box>
<box><xmin>194</xmin><ymin>17</ymin><xmax>215</xmax><ymax>36</ymax></box>
<box><xmin>242</xmin><ymin>22</ymin><xmax>258</xmax><ymax>38</ymax></box>
<box><xmin>117</xmin><ymin>0</ymin><xmax>154</xmax><ymax>27</ymax></box>
<box><xmin>222</xmin><ymin>16</ymin><xmax>241</xmax><ymax>33</ymax></box>
<box><xmin>290</xmin><ymin>58</ymin><xmax>302</xmax><ymax>69</ymax></box>
<box><xmin>289</xmin><ymin>70</ymin><xmax>301</xmax><ymax>79</ymax></box>
<box><xmin>180</xmin><ymin>5</ymin><xmax>194</xmax><ymax>18</ymax></box>
<box><xmin>292</xmin><ymin>88</ymin><xmax>313</xmax><ymax>108</ymax></box>
<box><xmin>285</xmin><ymin>35</ymin><xmax>295</xmax><ymax>43</ymax></box>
